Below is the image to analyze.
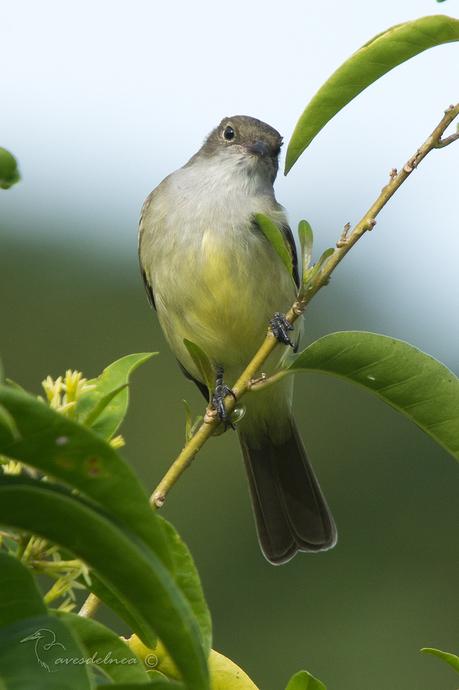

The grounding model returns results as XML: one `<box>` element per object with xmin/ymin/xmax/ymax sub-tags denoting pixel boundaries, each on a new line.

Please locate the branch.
<box><xmin>150</xmin><ymin>104</ymin><xmax>459</xmax><ymax>508</ymax></box>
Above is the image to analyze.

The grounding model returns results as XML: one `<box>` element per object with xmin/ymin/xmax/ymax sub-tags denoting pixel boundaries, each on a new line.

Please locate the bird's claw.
<box><xmin>212</xmin><ymin>365</ymin><xmax>236</xmax><ymax>429</ymax></box>
<box><xmin>269</xmin><ymin>312</ymin><xmax>294</xmax><ymax>347</ymax></box>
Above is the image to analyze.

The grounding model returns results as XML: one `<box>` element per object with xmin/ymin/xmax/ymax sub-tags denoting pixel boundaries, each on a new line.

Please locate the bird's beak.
<box><xmin>246</xmin><ymin>140</ymin><xmax>271</xmax><ymax>158</ymax></box>
<box><xmin>20</xmin><ymin>632</ymin><xmax>40</xmax><ymax>642</ymax></box>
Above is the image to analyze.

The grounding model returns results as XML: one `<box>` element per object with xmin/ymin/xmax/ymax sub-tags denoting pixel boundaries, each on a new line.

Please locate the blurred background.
<box><xmin>1</xmin><ymin>1</ymin><xmax>458</xmax><ymax>688</ymax></box>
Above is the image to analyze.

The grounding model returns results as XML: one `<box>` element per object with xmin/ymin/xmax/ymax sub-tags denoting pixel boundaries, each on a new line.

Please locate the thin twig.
<box><xmin>78</xmin><ymin>592</ymin><xmax>101</xmax><ymax>618</ymax></box>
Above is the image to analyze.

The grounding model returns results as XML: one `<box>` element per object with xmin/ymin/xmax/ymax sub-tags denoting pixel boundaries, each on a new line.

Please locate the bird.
<box><xmin>139</xmin><ymin>115</ymin><xmax>336</xmax><ymax>564</ymax></box>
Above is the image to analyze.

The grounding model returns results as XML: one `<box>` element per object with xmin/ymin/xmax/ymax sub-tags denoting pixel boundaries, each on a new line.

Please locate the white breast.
<box><xmin>140</xmin><ymin>151</ymin><xmax>297</xmax><ymax>380</ymax></box>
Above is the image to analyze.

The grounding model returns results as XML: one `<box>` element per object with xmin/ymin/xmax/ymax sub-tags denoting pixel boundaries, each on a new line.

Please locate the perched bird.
<box><xmin>139</xmin><ymin>115</ymin><xmax>336</xmax><ymax>564</ymax></box>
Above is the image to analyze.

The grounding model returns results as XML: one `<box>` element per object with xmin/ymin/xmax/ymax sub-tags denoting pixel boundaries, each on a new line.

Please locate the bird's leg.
<box><xmin>212</xmin><ymin>364</ymin><xmax>236</xmax><ymax>428</ymax></box>
<box><xmin>269</xmin><ymin>312</ymin><xmax>294</xmax><ymax>347</ymax></box>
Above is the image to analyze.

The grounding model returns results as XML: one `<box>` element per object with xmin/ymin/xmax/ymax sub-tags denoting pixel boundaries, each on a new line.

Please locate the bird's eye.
<box><xmin>223</xmin><ymin>125</ymin><xmax>235</xmax><ymax>141</ymax></box>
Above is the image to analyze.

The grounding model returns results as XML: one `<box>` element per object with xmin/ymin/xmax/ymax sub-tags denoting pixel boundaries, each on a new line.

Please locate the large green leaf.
<box><xmin>254</xmin><ymin>213</ymin><xmax>294</xmax><ymax>277</ymax></box>
<box><xmin>55</xmin><ymin>611</ymin><xmax>150</xmax><ymax>684</ymax></box>
<box><xmin>421</xmin><ymin>647</ymin><xmax>459</xmax><ymax>673</ymax></box>
<box><xmin>0</xmin><ymin>148</ymin><xmax>20</xmax><ymax>189</ymax></box>
<box><xmin>0</xmin><ymin>384</ymin><xmax>171</xmax><ymax>569</ymax></box>
<box><xmin>158</xmin><ymin>516</ymin><xmax>212</xmax><ymax>655</ymax></box>
<box><xmin>285</xmin><ymin>670</ymin><xmax>326</xmax><ymax>690</ymax></box>
<box><xmin>76</xmin><ymin>352</ymin><xmax>156</xmax><ymax>439</ymax></box>
<box><xmin>101</xmin><ymin>678</ymin><xmax>186</xmax><ymax>690</ymax></box>
<box><xmin>0</xmin><ymin>477</ymin><xmax>209</xmax><ymax>690</ymax></box>
<box><xmin>285</xmin><ymin>15</ymin><xmax>459</xmax><ymax>172</ymax></box>
<box><xmin>0</xmin><ymin>553</ymin><xmax>91</xmax><ymax>688</ymax></box>
<box><xmin>87</xmin><ymin>574</ymin><xmax>157</xmax><ymax>648</ymax></box>
<box><xmin>287</xmin><ymin>331</ymin><xmax>459</xmax><ymax>459</ymax></box>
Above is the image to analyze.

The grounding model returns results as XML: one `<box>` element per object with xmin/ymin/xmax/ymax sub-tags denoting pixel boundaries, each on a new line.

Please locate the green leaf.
<box><xmin>81</xmin><ymin>383</ymin><xmax>128</xmax><ymax>430</ymax></box>
<box><xmin>421</xmin><ymin>647</ymin><xmax>459</xmax><ymax>673</ymax></box>
<box><xmin>254</xmin><ymin>213</ymin><xmax>294</xmax><ymax>277</ymax></box>
<box><xmin>88</xmin><ymin>573</ymin><xmax>157</xmax><ymax>648</ymax></box>
<box><xmin>302</xmin><ymin>248</ymin><xmax>335</xmax><ymax>289</ymax></box>
<box><xmin>183</xmin><ymin>340</ymin><xmax>215</xmax><ymax>398</ymax></box>
<box><xmin>54</xmin><ymin>611</ymin><xmax>150</xmax><ymax>684</ymax></box>
<box><xmin>0</xmin><ymin>404</ymin><xmax>20</xmax><ymax>441</ymax></box>
<box><xmin>0</xmin><ymin>477</ymin><xmax>209</xmax><ymax>690</ymax></box>
<box><xmin>0</xmin><ymin>147</ymin><xmax>20</xmax><ymax>189</ymax></box>
<box><xmin>0</xmin><ymin>551</ymin><xmax>46</xmax><ymax>626</ymax></box>
<box><xmin>101</xmin><ymin>678</ymin><xmax>186</xmax><ymax>690</ymax></box>
<box><xmin>0</xmin><ymin>553</ymin><xmax>91</xmax><ymax>688</ymax></box>
<box><xmin>76</xmin><ymin>352</ymin><xmax>156</xmax><ymax>439</ymax></box>
<box><xmin>287</xmin><ymin>331</ymin><xmax>459</xmax><ymax>459</ymax></box>
<box><xmin>298</xmin><ymin>220</ymin><xmax>314</xmax><ymax>274</ymax></box>
<box><xmin>285</xmin><ymin>15</ymin><xmax>459</xmax><ymax>172</ymax></box>
<box><xmin>285</xmin><ymin>670</ymin><xmax>326</xmax><ymax>690</ymax></box>
<box><xmin>182</xmin><ymin>399</ymin><xmax>193</xmax><ymax>442</ymax></box>
<box><xmin>158</xmin><ymin>516</ymin><xmax>212</xmax><ymax>655</ymax></box>
<box><xmin>0</xmin><ymin>384</ymin><xmax>171</xmax><ymax>570</ymax></box>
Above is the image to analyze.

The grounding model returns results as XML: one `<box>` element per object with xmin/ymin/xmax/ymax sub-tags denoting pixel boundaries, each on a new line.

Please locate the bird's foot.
<box><xmin>212</xmin><ymin>365</ymin><xmax>236</xmax><ymax>429</ymax></box>
<box><xmin>269</xmin><ymin>312</ymin><xmax>294</xmax><ymax>347</ymax></box>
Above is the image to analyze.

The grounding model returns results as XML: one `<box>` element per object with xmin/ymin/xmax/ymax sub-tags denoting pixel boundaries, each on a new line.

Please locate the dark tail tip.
<box><xmin>240</xmin><ymin>420</ymin><xmax>337</xmax><ymax>565</ymax></box>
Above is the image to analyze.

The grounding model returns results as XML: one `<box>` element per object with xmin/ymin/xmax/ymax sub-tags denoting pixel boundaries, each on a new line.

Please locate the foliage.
<box><xmin>0</xmin><ymin>147</ymin><xmax>20</xmax><ymax>189</ymax></box>
<box><xmin>285</xmin><ymin>14</ymin><xmax>459</xmax><ymax>171</ymax></box>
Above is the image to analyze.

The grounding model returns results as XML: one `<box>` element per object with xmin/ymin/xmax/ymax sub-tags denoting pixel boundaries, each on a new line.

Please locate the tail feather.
<box><xmin>239</xmin><ymin>418</ymin><xmax>336</xmax><ymax>564</ymax></box>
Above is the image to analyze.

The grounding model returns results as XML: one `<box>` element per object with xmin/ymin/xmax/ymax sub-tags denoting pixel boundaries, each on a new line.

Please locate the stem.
<box><xmin>79</xmin><ymin>592</ymin><xmax>101</xmax><ymax>618</ymax></box>
<box><xmin>150</xmin><ymin>104</ymin><xmax>459</xmax><ymax>508</ymax></box>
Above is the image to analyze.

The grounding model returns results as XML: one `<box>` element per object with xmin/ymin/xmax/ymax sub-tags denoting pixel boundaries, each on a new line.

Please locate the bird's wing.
<box><xmin>280</xmin><ymin>221</ymin><xmax>300</xmax><ymax>289</ymax></box>
<box><xmin>139</xmin><ymin>184</ymin><xmax>211</xmax><ymax>400</ymax></box>
<box><xmin>138</xmin><ymin>190</ymin><xmax>158</xmax><ymax>310</ymax></box>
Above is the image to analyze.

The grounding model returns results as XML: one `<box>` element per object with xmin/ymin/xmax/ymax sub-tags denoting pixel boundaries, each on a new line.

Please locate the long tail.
<box><xmin>239</xmin><ymin>417</ymin><xmax>337</xmax><ymax>564</ymax></box>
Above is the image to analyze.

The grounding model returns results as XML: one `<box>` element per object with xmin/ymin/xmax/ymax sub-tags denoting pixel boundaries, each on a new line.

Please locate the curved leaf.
<box><xmin>0</xmin><ymin>147</ymin><xmax>20</xmax><ymax>189</ymax></box>
<box><xmin>103</xmin><ymin>678</ymin><xmax>186</xmax><ymax>690</ymax></box>
<box><xmin>285</xmin><ymin>15</ymin><xmax>459</xmax><ymax>172</ymax></box>
<box><xmin>286</xmin><ymin>670</ymin><xmax>326</xmax><ymax>690</ymax></box>
<box><xmin>254</xmin><ymin>213</ymin><xmax>294</xmax><ymax>277</ymax></box>
<box><xmin>287</xmin><ymin>331</ymin><xmax>459</xmax><ymax>459</ymax></box>
<box><xmin>158</xmin><ymin>516</ymin><xmax>212</xmax><ymax>655</ymax></box>
<box><xmin>0</xmin><ymin>551</ymin><xmax>46</xmax><ymax>626</ymax></box>
<box><xmin>0</xmin><ymin>384</ymin><xmax>171</xmax><ymax>569</ymax></box>
<box><xmin>0</xmin><ymin>554</ymin><xmax>91</xmax><ymax>688</ymax></box>
<box><xmin>298</xmin><ymin>220</ymin><xmax>314</xmax><ymax>276</ymax></box>
<box><xmin>88</xmin><ymin>574</ymin><xmax>157</xmax><ymax>648</ymax></box>
<box><xmin>76</xmin><ymin>352</ymin><xmax>156</xmax><ymax>439</ymax></box>
<box><xmin>0</xmin><ymin>477</ymin><xmax>209</xmax><ymax>690</ymax></box>
<box><xmin>183</xmin><ymin>340</ymin><xmax>215</xmax><ymax>398</ymax></box>
<box><xmin>421</xmin><ymin>647</ymin><xmax>459</xmax><ymax>673</ymax></box>
<box><xmin>55</xmin><ymin>611</ymin><xmax>150</xmax><ymax>684</ymax></box>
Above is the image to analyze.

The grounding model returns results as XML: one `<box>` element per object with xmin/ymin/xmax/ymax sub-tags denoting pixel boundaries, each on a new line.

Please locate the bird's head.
<box><xmin>20</xmin><ymin>628</ymin><xmax>49</xmax><ymax>643</ymax></box>
<box><xmin>199</xmin><ymin>115</ymin><xmax>283</xmax><ymax>184</ymax></box>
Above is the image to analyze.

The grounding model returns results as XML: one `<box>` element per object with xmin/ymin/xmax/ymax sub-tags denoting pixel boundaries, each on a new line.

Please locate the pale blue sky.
<box><xmin>2</xmin><ymin>0</ymin><xmax>458</xmax><ymax>365</ymax></box>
